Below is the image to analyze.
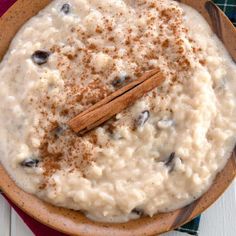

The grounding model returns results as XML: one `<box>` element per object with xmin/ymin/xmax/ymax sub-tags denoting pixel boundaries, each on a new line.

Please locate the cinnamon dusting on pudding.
<box><xmin>33</xmin><ymin>1</ymin><xmax>199</xmax><ymax>188</ymax></box>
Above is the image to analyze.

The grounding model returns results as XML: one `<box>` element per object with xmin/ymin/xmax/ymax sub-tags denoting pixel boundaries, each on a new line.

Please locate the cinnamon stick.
<box><xmin>68</xmin><ymin>68</ymin><xmax>165</xmax><ymax>134</ymax></box>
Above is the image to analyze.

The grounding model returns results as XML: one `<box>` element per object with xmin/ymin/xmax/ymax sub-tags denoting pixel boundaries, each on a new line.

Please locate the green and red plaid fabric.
<box><xmin>214</xmin><ymin>0</ymin><xmax>236</xmax><ymax>26</ymax></box>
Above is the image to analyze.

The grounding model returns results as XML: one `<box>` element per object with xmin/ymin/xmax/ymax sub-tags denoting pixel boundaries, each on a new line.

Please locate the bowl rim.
<box><xmin>0</xmin><ymin>0</ymin><xmax>236</xmax><ymax>235</ymax></box>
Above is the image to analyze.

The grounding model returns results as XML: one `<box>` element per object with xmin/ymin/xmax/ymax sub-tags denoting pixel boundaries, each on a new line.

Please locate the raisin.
<box><xmin>52</xmin><ymin>126</ymin><xmax>64</xmax><ymax>138</ymax></box>
<box><xmin>21</xmin><ymin>158</ymin><xmax>40</xmax><ymax>168</ymax></box>
<box><xmin>112</xmin><ymin>73</ymin><xmax>131</xmax><ymax>88</ymax></box>
<box><xmin>61</xmin><ymin>3</ymin><xmax>70</xmax><ymax>14</ymax></box>
<box><xmin>136</xmin><ymin>110</ymin><xmax>150</xmax><ymax>127</ymax></box>
<box><xmin>131</xmin><ymin>208</ymin><xmax>144</xmax><ymax>216</ymax></box>
<box><xmin>31</xmin><ymin>50</ymin><xmax>50</xmax><ymax>65</ymax></box>
<box><xmin>165</xmin><ymin>152</ymin><xmax>176</xmax><ymax>172</ymax></box>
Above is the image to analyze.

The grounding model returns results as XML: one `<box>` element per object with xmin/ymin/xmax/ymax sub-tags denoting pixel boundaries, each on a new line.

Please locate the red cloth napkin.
<box><xmin>0</xmin><ymin>0</ymin><xmax>16</xmax><ymax>17</ymax></box>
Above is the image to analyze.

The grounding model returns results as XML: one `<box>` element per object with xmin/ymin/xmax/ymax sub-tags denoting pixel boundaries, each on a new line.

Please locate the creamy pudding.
<box><xmin>0</xmin><ymin>0</ymin><xmax>236</xmax><ymax>222</ymax></box>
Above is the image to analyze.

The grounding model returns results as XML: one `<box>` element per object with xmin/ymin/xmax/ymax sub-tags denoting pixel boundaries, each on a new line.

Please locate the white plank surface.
<box><xmin>0</xmin><ymin>194</ymin><xmax>11</xmax><ymax>236</ymax></box>
<box><xmin>0</xmin><ymin>180</ymin><xmax>235</xmax><ymax>236</ymax></box>
<box><xmin>199</xmin><ymin>180</ymin><xmax>236</xmax><ymax>236</ymax></box>
<box><xmin>162</xmin><ymin>180</ymin><xmax>236</xmax><ymax>236</ymax></box>
<box><xmin>10</xmin><ymin>209</ymin><xmax>33</xmax><ymax>236</ymax></box>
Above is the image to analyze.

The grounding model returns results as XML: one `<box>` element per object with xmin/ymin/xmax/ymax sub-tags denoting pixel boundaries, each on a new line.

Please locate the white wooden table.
<box><xmin>0</xmin><ymin>180</ymin><xmax>235</xmax><ymax>236</ymax></box>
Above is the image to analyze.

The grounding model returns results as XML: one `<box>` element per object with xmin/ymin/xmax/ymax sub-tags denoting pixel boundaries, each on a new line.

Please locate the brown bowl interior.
<box><xmin>0</xmin><ymin>1</ymin><xmax>235</xmax><ymax>235</ymax></box>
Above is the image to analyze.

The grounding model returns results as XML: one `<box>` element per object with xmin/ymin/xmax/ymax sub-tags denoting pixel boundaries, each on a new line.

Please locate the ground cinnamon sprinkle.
<box><xmin>89</xmin><ymin>133</ymin><xmax>98</xmax><ymax>145</ymax></box>
<box><xmin>32</xmin><ymin>2</ymin><xmax>201</xmax><ymax>189</ymax></box>
<box><xmin>38</xmin><ymin>141</ymin><xmax>62</xmax><ymax>189</ymax></box>
<box><xmin>88</xmin><ymin>44</ymin><xmax>97</xmax><ymax>50</ymax></box>
<box><xmin>162</xmin><ymin>39</ymin><xmax>169</xmax><ymax>48</ymax></box>
<box><xmin>95</xmin><ymin>27</ymin><xmax>103</xmax><ymax>34</ymax></box>
<box><xmin>107</xmin><ymin>26</ymin><xmax>113</xmax><ymax>31</ymax></box>
<box><xmin>199</xmin><ymin>59</ymin><xmax>206</xmax><ymax>65</ymax></box>
<box><xmin>149</xmin><ymin>2</ymin><xmax>156</xmax><ymax>8</ymax></box>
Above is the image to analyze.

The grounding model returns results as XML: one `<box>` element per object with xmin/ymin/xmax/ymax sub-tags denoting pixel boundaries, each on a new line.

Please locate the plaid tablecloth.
<box><xmin>0</xmin><ymin>1</ymin><xmax>235</xmax><ymax>236</ymax></box>
<box><xmin>214</xmin><ymin>0</ymin><xmax>236</xmax><ymax>26</ymax></box>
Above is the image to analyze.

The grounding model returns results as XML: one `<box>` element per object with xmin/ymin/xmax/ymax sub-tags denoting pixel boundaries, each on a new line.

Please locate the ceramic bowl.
<box><xmin>0</xmin><ymin>0</ymin><xmax>235</xmax><ymax>235</ymax></box>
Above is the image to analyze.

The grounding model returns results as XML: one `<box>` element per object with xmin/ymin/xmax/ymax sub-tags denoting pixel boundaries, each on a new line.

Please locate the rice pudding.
<box><xmin>0</xmin><ymin>0</ymin><xmax>236</xmax><ymax>223</ymax></box>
